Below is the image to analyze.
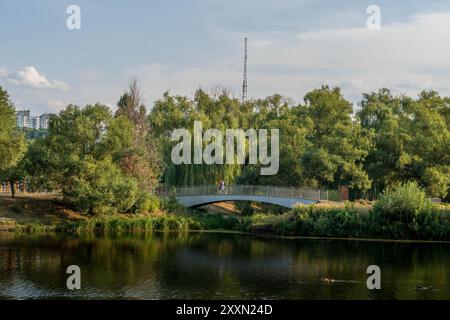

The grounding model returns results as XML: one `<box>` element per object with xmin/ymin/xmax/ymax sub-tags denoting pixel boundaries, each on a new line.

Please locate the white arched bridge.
<box><xmin>158</xmin><ymin>185</ymin><xmax>331</xmax><ymax>208</ymax></box>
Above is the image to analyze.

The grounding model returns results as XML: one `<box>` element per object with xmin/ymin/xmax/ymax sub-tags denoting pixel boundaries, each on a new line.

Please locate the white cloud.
<box><xmin>47</xmin><ymin>100</ymin><xmax>69</xmax><ymax>113</ymax></box>
<box><xmin>247</xmin><ymin>12</ymin><xmax>450</xmax><ymax>100</ymax></box>
<box><xmin>5</xmin><ymin>11</ymin><xmax>450</xmax><ymax>115</ymax></box>
<box><xmin>251</xmin><ymin>39</ymin><xmax>274</xmax><ymax>49</ymax></box>
<box><xmin>0</xmin><ymin>68</ymin><xmax>8</xmax><ymax>77</ymax></box>
<box><xmin>8</xmin><ymin>66</ymin><xmax>70</xmax><ymax>91</ymax></box>
<box><xmin>131</xmin><ymin>12</ymin><xmax>450</xmax><ymax>105</ymax></box>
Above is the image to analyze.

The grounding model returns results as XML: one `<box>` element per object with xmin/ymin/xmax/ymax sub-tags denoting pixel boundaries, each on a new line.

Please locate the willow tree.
<box><xmin>237</xmin><ymin>94</ymin><xmax>310</xmax><ymax>187</ymax></box>
<box><xmin>148</xmin><ymin>89</ymin><xmax>244</xmax><ymax>187</ymax></box>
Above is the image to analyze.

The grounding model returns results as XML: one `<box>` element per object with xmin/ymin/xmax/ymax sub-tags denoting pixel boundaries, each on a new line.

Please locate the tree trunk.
<box><xmin>10</xmin><ymin>181</ymin><xmax>15</xmax><ymax>199</ymax></box>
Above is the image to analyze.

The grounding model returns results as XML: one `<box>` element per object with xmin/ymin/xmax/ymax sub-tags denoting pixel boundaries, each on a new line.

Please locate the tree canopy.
<box><xmin>1</xmin><ymin>82</ymin><xmax>448</xmax><ymax>214</ymax></box>
<box><xmin>358</xmin><ymin>89</ymin><xmax>450</xmax><ymax>198</ymax></box>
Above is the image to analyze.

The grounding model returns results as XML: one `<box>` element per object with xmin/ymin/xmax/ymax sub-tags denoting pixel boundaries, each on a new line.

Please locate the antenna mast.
<box><xmin>242</xmin><ymin>37</ymin><xmax>248</xmax><ymax>103</ymax></box>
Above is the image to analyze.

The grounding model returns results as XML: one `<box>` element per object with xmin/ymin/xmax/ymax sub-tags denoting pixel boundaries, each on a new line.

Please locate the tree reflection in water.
<box><xmin>0</xmin><ymin>233</ymin><xmax>449</xmax><ymax>299</ymax></box>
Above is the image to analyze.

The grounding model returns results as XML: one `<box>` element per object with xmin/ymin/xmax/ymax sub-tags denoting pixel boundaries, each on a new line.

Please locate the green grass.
<box><xmin>14</xmin><ymin>221</ymin><xmax>56</xmax><ymax>234</ymax></box>
<box><xmin>57</xmin><ymin>214</ymin><xmax>202</xmax><ymax>234</ymax></box>
<box><xmin>233</xmin><ymin>203</ymin><xmax>450</xmax><ymax>241</ymax></box>
<box><xmin>6</xmin><ymin>199</ymin><xmax>450</xmax><ymax>241</ymax></box>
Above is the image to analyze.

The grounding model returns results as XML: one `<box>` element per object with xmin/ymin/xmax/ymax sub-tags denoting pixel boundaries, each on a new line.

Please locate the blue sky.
<box><xmin>1</xmin><ymin>0</ymin><xmax>450</xmax><ymax>114</ymax></box>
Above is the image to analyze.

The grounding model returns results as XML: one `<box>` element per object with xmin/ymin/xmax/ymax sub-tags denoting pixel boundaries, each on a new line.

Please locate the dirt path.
<box><xmin>197</xmin><ymin>202</ymin><xmax>241</xmax><ymax>215</ymax></box>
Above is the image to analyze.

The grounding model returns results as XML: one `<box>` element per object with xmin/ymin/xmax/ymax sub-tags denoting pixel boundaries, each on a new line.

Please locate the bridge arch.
<box><xmin>160</xmin><ymin>185</ymin><xmax>326</xmax><ymax>209</ymax></box>
<box><xmin>177</xmin><ymin>194</ymin><xmax>317</xmax><ymax>208</ymax></box>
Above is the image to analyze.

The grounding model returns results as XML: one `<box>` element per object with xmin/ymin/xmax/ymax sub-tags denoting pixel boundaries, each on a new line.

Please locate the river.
<box><xmin>0</xmin><ymin>232</ymin><xmax>449</xmax><ymax>299</ymax></box>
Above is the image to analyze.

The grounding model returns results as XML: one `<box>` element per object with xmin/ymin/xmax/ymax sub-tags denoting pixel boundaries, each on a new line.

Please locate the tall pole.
<box><xmin>242</xmin><ymin>37</ymin><xmax>248</xmax><ymax>104</ymax></box>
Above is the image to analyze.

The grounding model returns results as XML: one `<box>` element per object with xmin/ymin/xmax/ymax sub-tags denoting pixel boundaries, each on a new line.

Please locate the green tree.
<box><xmin>359</xmin><ymin>89</ymin><xmax>450</xmax><ymax>199</ymax></box>
<box><xmin>148</xmin><ymin>88</ymin><xmax>243</xmax><ymax>186</ymax></box>
<box><xmin>300</xmin><ymin>86</ymin><xmax>372</xmax><ymax>192</ymax></box>
<box><xmin>0</xmin><ymin>87</ymin><xmax>26</xmax><ymax>198</ymax></box>
<box><xmin>115</xmin><ymin>80</ymin><xmax>162</xmax><ymax>191</ymax></box>
<box><xmin>402</xmin><ymin>92</ymin><xmax>450</xmax><ymax>198</ymax></box>
<box><xmin>237</xmin><ymin>94</ymin><xmax>309</xmax><ymax>187</ymax></box>
<box><xmin>64</xmin><ymin>156</ymin><xmax>139</xmax><ymax>215</ymax></box>
<box><xmin>26</xmin><ymin>104</ymin><xmax>144</xmax><ymax>214</ymax></box>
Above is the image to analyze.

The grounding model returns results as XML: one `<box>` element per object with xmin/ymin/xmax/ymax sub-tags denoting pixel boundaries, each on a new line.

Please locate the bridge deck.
<box><xmin>159</xmin><ymin>185</ymin><xmax>329</xmax><ymax>208</ymax></box>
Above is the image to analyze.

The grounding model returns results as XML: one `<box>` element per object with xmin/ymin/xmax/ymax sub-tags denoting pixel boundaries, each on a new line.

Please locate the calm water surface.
<box><xmin>0</xmin><ymin>232</ymin><xmax>449</xmax><ymax>299</ymax></box>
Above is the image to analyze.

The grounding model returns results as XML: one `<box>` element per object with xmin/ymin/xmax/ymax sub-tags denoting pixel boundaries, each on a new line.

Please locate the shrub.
<box><xmin>160</xmin><ymin>192</ymin><xmax>186</xmax><ymax>213</ymax></box>
<box><xmin>234</xmin><ymin>201</ymin><xmax>254</xmax><ymax>215</ymax></box>
<box><xmin>64</xmin><ymin>157</ymin><xmax>139</xmax><ymax>215</ymax></box>
<box><xmin>11</xmin><ymin>205</ymin><xmax>21</xmax><ymax>213</ymax></box>
<box><xmin>290</xmin><ymin>204</ymin><xmax>367</xmax><ymax>238</ymax></box>
<box><xmin>191</xmin><ymin>212</ymin><xmax>240</xmax><ymax>230</ymax></box>
<box><xmin>371</xmin><ymin>182</ymin><xmax>450</xmax><ymax>239</ymax></box>
<box><xmin>133</xmin><ymin>192</ymin><xmax>160</xmax><ymax>214</ymax></box>
<box><xmin>373</xmin><ymin>182</ymin><xmax>433</xmax><ymax>224</ymax></box>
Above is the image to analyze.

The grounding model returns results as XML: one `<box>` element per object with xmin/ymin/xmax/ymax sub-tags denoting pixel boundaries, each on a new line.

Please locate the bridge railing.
<box><xmin>158</xmin><ymin>185</ymin><xmax>329</xmax><ymax>201</ymax></box>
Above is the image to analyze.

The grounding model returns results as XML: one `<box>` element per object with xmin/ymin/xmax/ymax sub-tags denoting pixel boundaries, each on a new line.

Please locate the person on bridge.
<box><xmin>219</xmin><ymin>180</ymin><xmax>225</xmax><ymax>193</ymax></box>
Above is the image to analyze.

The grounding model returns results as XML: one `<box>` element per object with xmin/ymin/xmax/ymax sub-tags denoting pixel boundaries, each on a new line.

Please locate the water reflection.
<box><xmin>0</xmin><ymin>232</ymin><xmax>449</xmax><ymax>299</ymax></box>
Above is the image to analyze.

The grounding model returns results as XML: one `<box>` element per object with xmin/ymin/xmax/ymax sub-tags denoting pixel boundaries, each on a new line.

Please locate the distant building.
<box><xmin>16</xmin><ymin>110</ymin><xmax>30</xmax><ymax>128</ymax></box>
<box><xmin>31</xmin><ymin>116</ymin><xmax>41</xmax><ymax>129</ymax></box>
<box><xmin>16</xmin><ymin>110</ymin><xmax>53</xmax><ymax>131</ymax></box>
<box><xmin>39</xmin><ymin>113</ymin><xmax>52</xmax><ymax>129</ymax></box>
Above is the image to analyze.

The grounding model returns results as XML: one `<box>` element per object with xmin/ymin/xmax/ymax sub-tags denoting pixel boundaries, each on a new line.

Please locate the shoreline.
<box><xmin>2</xmin><ymin>226</ymin><xmax>450</xmax><ymax>245</ymax></box>
<box><xmin>1</xmin><ymin>193</ymin><xmax>450</xmax><ymax>243</ymax></box>
<box><xmin>186</xmin><ymin>229</ymin><xmax>450</xmax><ymax>244</ymax></box>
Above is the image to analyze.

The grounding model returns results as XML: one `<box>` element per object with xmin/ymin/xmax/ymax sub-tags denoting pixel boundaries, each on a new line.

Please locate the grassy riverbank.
<box><xmin>0</xmin><ymin>193</ymin><xmax>85</xmax><ymax>231</ymax></box>
<box><xmin>0</xmin><ymin>193</ymin><xmax>236</xmax><ymax>234</ymax></box>
<box><xmin>1</xmin><ymin>192</ymin><xmax>449</xmax><ymax>241</ymax></box>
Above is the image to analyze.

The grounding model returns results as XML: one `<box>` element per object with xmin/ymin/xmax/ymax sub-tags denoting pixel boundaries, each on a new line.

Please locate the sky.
<box><xmin>1</xmin><ymin>0</ymin><xmax>450</xmax><ymax>115</ymax></box>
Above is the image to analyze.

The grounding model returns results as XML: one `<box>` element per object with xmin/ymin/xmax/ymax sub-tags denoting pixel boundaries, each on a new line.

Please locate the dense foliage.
<box><xmin>232</xmin><ymin>184</ymin><xmax>450</xmax><ymax>240</ymax></box>
<box><xmin>149</xmin><ymin>86</ymin><xmax>449</xmax><ymax>201</ymax></box>
<box><xmin>358</xmin><ymin>90</ymin><xmax>450</xmax><ymax>199</ymax></box>
<box><xmin>18</xmin><ymin>184</ymin><xmax>449</xmax><ymax>241</ymax></box>
<box><xmin>1</xmin><ymin>82</ymin><xmax>449</xmax><ymax>216</ymax></box>
<box><xmin>13</xmin><ymin>83</ymin><xmax>162</xmax><ymax>215</ymax></box>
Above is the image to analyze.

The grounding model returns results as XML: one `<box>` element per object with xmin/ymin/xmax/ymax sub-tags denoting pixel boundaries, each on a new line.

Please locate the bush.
<box><xmin>160</xmin><ymin>192</ymin><xmax>186</xmax><ymax>213</ymax></box>
<box><xmin>234</xmin><ymin>201</ymin><xmax>254</xmax><ymax>215</ymax></box>
<box><xmin>290</xmin><ymin>204</ymin><xmax>367</xmax><ymax>238</ymax></box>
<box><xmin>371</xmin><ymin>182</ymin><xmax>449</xmax><ymax>239</ymax></box>
<box><xmin>133</xmin><ymin>192</ymin><xmax>160</xmax><ymax>214</ymax></box>
<box><xmin>188</xmin><ymin>211</ymin><xmax>241</xmax><ymax>230</ymax></box>
<box><xmin>373</xmin><ymin>182</ymin><xmax>432</xmax><ymax>223</ymax></box>
<box><xmin>64</xmin><ymin>157</ymin><xmax>139</xmax><ymax>215</ymax></box>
